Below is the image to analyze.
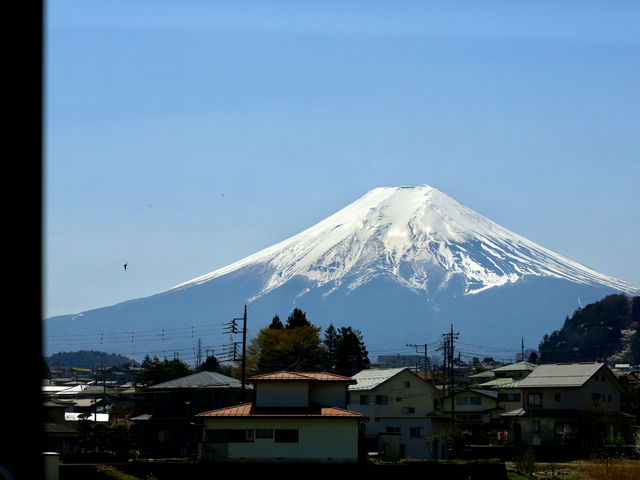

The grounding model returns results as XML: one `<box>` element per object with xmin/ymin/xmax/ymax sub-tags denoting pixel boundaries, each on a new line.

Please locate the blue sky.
<box><xmin>44</xmin><ymin>0</ymin><xmax>640</xmax><ymax>319</ymax></box>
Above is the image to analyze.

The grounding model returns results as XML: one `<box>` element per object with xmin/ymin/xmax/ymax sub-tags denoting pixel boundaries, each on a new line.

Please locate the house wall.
<box><xmin>497</xmin><ymin>389</ymin><xmax>523</xmax><ymax>414</ymax></box>
<box><xmin>255</xmin><ymin>382</ymin><xmax>309</xmax><ymax>408</ymax></box>
<box><xmin>201</xmin><ymin>417</ymin><xmax>360</xmax><ymax>463</ymax></box>
<box><xmin>442</xmin><ymin>391</ymin><xmax>498</xmax><ymax>424</ymax></box>
<box><xmin>521</xmin><ymin>382</ymin><xmax>620</xmax><ymax>413</ymax></box>
<box><xmin>309</xmin><ymin>383</ymin><xmax>347</xmax><ymax>409</ymax></box>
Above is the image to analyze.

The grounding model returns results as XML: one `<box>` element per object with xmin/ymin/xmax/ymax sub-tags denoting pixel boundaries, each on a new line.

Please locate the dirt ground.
<box><xmin>506</xmin><ymin>460</ymin><xmax>640</xmax><ymax>480</ymax></box>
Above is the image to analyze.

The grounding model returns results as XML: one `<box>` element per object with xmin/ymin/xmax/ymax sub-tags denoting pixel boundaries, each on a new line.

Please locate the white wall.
<box><xmin>202</xmin><ymin>417</ymin><xmax>360</xmax><ymax>463</ymax></box>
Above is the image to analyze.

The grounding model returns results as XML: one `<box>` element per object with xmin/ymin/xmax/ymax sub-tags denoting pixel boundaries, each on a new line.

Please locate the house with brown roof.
<box><xmin>195</xmin><ymin>371</ymin><xmax>367</xmax><ymax>463</ymax></box>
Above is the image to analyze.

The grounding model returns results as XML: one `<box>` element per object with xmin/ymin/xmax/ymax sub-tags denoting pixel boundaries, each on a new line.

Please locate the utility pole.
<box><xmin>407</xmin><ymin>343</ymin><xmax>430</xmax><ymax>380</ymax></box>
<box><xmin>225</xmin><ymin>306</ymin><xmax>248</xmax><ymax>401</ymax></box>
<box><xmin>196</xmin><ymin>338</ymin><xmax>203</xmax><ymax>368</ymax></box>
<box><xmin>241</xmin><ymin>305</ymin><xmax>247</xmax><ymax>401</ymax></box>
<box><xmin>442</xmin><ymin>324</ymin><xmax>459</xmax><ymax>423</ymax></box>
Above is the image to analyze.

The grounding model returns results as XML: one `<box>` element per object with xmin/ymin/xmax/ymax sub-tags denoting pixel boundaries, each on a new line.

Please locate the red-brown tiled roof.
<box><xmin>248</xmin><ymin>371</ymin><xmax>356</xmax><ymax>384</ymax></box>
<box><xmin>196</xmin><ymin>402</ymin><xmax>366</xmax><ymax>419</ymax></box>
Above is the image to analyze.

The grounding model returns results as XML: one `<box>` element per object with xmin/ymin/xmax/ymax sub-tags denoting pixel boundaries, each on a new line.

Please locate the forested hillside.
<box><xmin>46</xmin><ymin>350</ymin><xmax>138</xmax><ymax>369</ymax></box>
<box><xmin>539</xmin><ymin>294</ymin><xmax>640</xmax><ymax>363</ymax></box>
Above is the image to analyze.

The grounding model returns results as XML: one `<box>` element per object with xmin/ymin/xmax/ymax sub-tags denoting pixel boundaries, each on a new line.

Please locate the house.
<box><xmin>196</xmin><ymin>371</ymin><xmax>367</xmax><ymax>463</ymax></box>
<box><xmin>347</xmin><ymin>367</ymin><xmax>447</xmax><ymax>460</ymax></box>
<box><xmin>131</xmin><ymin>370</ymin><xmax>246</xmax><ymax>458</ymax></box>
<box><xmin>43</xmin><ymin>400</ymin><xmax>80</xmax><ymax>455</ymax></box>
<box><xmin>500</xmin><ymin>362</ymin><xmax>631</xmax><ymax>446</ymax></box>
<box><xmin>440</xmin><ymin>388</ymin><xmax>501</xmax><ymax>425</ymax></box>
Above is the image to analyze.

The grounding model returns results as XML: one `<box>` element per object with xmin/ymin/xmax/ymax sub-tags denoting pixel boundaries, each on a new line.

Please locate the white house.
<box><xmin>347</xmin><ymin>367</ymin><xmax>447</xmax><ymax>460</ymax></box>
<box><xmin>196</xmin><ymin>371</ymin><xmax>367</xmax><ymax>463</ymax></box>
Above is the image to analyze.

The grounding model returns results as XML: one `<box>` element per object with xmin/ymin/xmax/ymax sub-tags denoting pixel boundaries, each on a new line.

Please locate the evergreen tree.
<box><xmin>286</xmin><ymin>308</ymin><xmax>311</xmax><ymax>329</ymax></box>
<box><xmin>325</xmin><ymin>325</ymin><xmax>370</xmax><ymax>376</ymax></box>
<box><xmin>269</xmin><ymin>314</ymin><xmax>284</xmax><ymax>330</ymax></box>
<box><xmin>198</xmin><ymin>355</ymin><xmax>220</xmax><ymax>372</ymax></box>
<box><xmin>323</xmin><ymin>324</ymin><xmax>338</xmax><ymax>365</ymax></box>
<box><xmin>135</xmin><ymin>355</ymin><xmax>193</xmax><ymax>387</ymax></box>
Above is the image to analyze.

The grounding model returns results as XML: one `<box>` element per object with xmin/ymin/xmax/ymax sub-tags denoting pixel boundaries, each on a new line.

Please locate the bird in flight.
<box><xmin>124</xmin><ymin>263</ymin><xmax>128</xmax><ymax>271</ymax></box>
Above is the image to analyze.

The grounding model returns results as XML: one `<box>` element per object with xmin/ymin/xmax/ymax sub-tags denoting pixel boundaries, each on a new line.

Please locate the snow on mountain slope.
<box><xmin>169</xmin><ymin>185</ymin><xmax>639</xmax><ymax>300</ymax></box>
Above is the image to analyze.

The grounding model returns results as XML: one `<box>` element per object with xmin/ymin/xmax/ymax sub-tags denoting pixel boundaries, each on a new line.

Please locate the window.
<box><xmin>555</xmin><ymin>423</ymin><xmax>573</xmax><ymax>438</ymax></box>
<box><xmin>376</xmin><ymin>395</ymin><xmax>388</xmax><ymax>405</ymax></box>
<box><xmin>404</xmin><ymin>381</ymin><xmax>411</xmax><ymax>388</ymax></box>
<box><xmin>360</xmin><ymin>395</ymin><xmax>370</xmax><ymax>405</ymax></box>
<box><xmin>608</xmin><ymin>394</ymin><xmax>612</xmax><ymax>403</ymax></box>
<box><xmin>527</xmin><ymin>393</ymin><xmax>542</xmax><ymax>407</ymax></box>
<box><xmin>402</xmin><ymin>406</ymin><xmax>415</xmax><ymax>414</ymax></box>
<box><xmin>410</xmin><ymin>427</ymin><xmax>423</xmax><ymax>438</ymax></box>
<box><xmin>386</xmin><ymin>426</ymin><xmax>401</xmax><ymax>433</ymax></box>
<box><xmin>592</xmin><ymin>393</ymin><xmax>601</xmax><ymax>404</ymax></box>
<box><xmin>532</xmin><ymin>421</ymin><xmax>541</xmax><ymax>433</ymax></box>
<box><xmin>469</xmin><ymin>396</ymin><xmax>482</xmax><ymax>405</ymax></box>
<box><xmin>456</xmin><ymin>397</ymin><xmax>469</xmax><ymax>406</ymax></box>
<box><xmin>498</xmin><ymin>393</ymin><xmax>521</xmax><ymax>402</ymax></box>
<box><xmin>554</xmin><ymin>393</ymin><xmax>561</xmax><ymax>401</ymax></box>
<box><xmin>274</xmin><ymin>429</ymin><xmax>298</xmax><ymax>443</ymax></box>
<box><xmin>255</xmin><ymin>429</ymin><xmax>273</xmax><ymax>439</ymax></box>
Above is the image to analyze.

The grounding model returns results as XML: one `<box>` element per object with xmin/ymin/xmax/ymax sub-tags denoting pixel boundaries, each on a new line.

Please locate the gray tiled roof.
<box><xmin>147</xmin><ymin>371</ymin><xmax>245</xmax><ymax>390</ymax></box>
<box><xmin>517</xmin><ymin>362</ymin><xmax>605</xmax><ymax>388</ymax></box>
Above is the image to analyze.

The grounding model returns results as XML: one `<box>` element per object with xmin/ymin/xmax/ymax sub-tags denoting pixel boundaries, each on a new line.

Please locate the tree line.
<box><xmin>133</xmin><ymin>307</ymin><xmax>370</xmax><ymax>387</ymax></box>
<box><xmin>241</xmin><ymin>307</ymin><xmax>370</xmax><ymax>377</ymax></box>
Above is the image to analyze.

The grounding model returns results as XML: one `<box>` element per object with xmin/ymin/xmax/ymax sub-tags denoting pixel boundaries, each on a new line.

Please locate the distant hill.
<box><xmin>46</xmin><ymin>350</ymin><xmax>139</xmax><ymax>369</ymax></box>
<box><xmin>539</xmin><ymin>294</ymin><xmax>640</xmax><ymax>363</ymax></box>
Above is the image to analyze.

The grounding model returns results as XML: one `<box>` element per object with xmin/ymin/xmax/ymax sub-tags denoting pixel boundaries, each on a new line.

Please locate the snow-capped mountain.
<box><xmin>44</xmin><ymin>185</ymin><xmax>639</xmax><ymax>359</ymax></box>
<box><xmin>171</xmin><ymin>185</ymin><xmax>636</xmax><ymax>300</ymax></box>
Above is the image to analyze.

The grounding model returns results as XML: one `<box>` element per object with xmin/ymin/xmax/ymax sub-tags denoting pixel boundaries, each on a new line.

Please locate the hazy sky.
<box><xmin>44</xmin><ymin>0</ymin><xmax>639</xmax><ymax>320</ymax></box>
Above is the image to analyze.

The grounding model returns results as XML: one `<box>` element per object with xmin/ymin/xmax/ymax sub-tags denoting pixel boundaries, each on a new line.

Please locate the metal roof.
<box><xmin>348</xmin><ymin>367</ymin><xmax>412</xmax><ymax>391</ymax></box>
<box><xmin>475</xmin><ymin>377</ymin><xmax>518</xmax><ymax>388</ymax></box>
<box><xmin>147</xmin><ymin>370</ymin><xmax>245</xmax><ymax>390</ymax></box>
<box><xmin>249</xmin><ymin>371</ymin><xmax>355</xmax><ymax>383</ymax></box>
<box><xmin>517</xmin><ymin>362</ymin><xmax>605</xmax><ymax>388</ymax></box>
<box><xmin>197</xmin><ymin>403</ymin><xmax>367</xmax><ymax>418</ymax></box>
<box><xmin>492</xmin><ymin>361</ymin><xmax>538</xmax><ymax>373</ymax></box>
<box><xmin>468</xmin><ymin>370</ymin><xmax>495</xmax><ymax>379</ymax></box>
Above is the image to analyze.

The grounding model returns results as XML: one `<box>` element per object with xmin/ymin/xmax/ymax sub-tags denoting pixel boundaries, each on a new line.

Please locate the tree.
<box><xmin>197</xmin><ymin>354</ymin><xmax>234</xmax><ymax>377</ymax></box>
<box><xmin>242</xmin><ymin>325</ymin><xmax>328</xmax><ymax>376</ymax></box>
<box><xmin>135</xmin><ymin>355</ymin><xmax>193</xmax><ymax>387</ymax></box>
<box><xmin>286</xmin><ymin>308</ymin><xmax>311</xmax><ymax>329</ymax></box>
<box><xmin>269</xmin><ymin>314</ymin><xmax>284</xmax><ymax>330</ymax></box>
<box><xmin>198</xmin><ymin>355</ymin><xmax>220</xmax><ymax>372</ymax></box>
<box><xmin>324</xmin><ymin>324</ymin><xmax>370</xmax><ymax>377</ymax></box>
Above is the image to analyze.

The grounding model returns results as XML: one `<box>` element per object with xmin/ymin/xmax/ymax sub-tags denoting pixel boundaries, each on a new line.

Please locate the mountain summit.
<box><xmin>171</xmin><ymin>185</ymin><xmax>635</xmax><ymax>300</ymax></box>
<box><xmin>45</xmin><ymin>185</ymin><xmax>639</xmax><ymax>358</ymax></box>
